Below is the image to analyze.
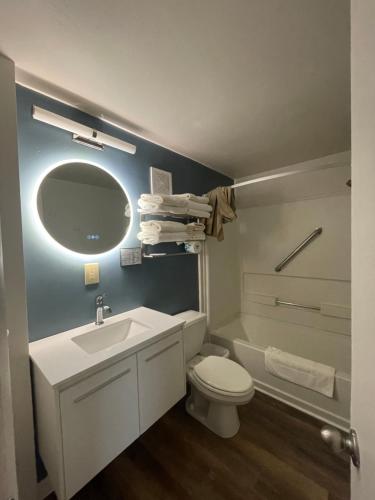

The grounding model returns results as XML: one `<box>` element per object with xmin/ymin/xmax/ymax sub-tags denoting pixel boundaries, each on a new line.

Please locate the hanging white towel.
<box><xmin>265</xmin><ymin>347</ymin><xmax>335</xmax><ymax>398</ymax></box>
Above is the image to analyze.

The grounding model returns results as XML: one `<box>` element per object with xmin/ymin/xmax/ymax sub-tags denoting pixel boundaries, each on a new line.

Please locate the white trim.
<box><xmin>254</xmin><ymin>379</ymin><xmax>350</xmax><ymax>432</ymax></box>
<box><xmin>198</xmin><ymin>241</ymin><xmax>210</xmax><ymax>322</ymax></box>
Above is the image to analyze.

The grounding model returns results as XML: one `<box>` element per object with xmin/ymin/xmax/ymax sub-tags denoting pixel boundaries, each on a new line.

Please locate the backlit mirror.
<box><xmin>37</xmin><ymin>161</ymin><xmax>131</xmax><ymax>254</ymax></box>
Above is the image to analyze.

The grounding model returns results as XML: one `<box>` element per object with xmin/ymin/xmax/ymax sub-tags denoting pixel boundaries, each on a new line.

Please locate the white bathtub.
<box><xmin>210</xmin><ymin>314</ymin><xmax>351</xmax><ymax>430</ymax></box>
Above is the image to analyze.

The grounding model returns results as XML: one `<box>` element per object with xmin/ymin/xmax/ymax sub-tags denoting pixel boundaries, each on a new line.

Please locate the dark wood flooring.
<box><xmin>49</xmin><ymin>392</ymin><xmax>350</xmax><ymax>500</ymax></box>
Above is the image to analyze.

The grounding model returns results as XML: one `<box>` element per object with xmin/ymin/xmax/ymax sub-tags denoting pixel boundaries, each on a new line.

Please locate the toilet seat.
<box><xmin>193</xmin><ymin>356</ymin><xmax>254</xmax><ymax>396</ymax></box>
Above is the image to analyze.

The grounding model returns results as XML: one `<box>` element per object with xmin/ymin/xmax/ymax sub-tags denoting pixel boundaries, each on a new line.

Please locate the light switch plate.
<box><xmin>84</xmin><ymin>263</ymin><xmax>100</xmax><ymax>285</ymax></box>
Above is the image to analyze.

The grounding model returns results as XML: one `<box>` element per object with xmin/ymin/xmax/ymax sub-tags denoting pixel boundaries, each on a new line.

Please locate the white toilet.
<box><xmin>175</xmin><ymin>310</ymin><xmax>255</xmax><ymax>438</ymax></box>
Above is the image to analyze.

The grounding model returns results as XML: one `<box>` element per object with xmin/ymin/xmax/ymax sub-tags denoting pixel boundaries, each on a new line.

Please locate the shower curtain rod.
<box><xmin>230</xmin><ymin>161</ymin><xmax>348</xmax><ymax>189</ymax></box>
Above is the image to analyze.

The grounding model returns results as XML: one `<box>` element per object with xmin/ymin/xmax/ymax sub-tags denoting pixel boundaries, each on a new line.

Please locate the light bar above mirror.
<box><xmin>32</xmin><ymin>105</ymin><xmax>136</xmax><ymax>155</ymax></box>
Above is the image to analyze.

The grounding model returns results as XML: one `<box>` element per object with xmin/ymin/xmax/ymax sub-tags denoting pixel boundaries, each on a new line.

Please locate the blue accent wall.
<box><xmin>17</xmin><ymin>86</ymin><xmax>232</xmax><ymax>342</ymax></box>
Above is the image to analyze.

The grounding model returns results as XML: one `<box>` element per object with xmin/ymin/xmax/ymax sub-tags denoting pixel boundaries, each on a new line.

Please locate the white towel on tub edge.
<box><xmin>265</xmin><ymin>346</ymin><xmax>335</xmax><ymax>398</ymax></box>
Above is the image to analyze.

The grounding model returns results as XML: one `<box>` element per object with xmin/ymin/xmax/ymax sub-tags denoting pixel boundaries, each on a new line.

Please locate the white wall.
<box><xmin>206</xmin><ymin>220</ymin><xmax>241</xmax><ymax>330</ymax></box>
<box><xmin>238</xmin><ymin>192</ymin><xmax>351</xmax><ymax>374</ymax></box>
<box><xmin>239</xmin><ymin>194</ymin><xmax>350</xmax><ymax>280</ymax></box>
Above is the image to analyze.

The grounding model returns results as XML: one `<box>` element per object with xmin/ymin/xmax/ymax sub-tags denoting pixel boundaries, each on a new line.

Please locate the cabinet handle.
<box><xmin>73</xmin><ymin>367</ymin><xmax>131</xmax><ymax>403</ymax></box>
<box><xmin>145</xmin><ymin>340</ymin><xmax>180</xmax><ymax>363</ymax></box>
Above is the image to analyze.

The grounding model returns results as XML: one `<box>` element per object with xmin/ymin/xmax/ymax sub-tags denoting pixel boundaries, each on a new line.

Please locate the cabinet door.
<box><xmin>138</xmin><ymin>330</ymin><xmax>185</xmax><ymax>433</ymax></box>
<box><xmin>60</xmin><ymin>355</ymin><xmax>139</xmax><ymax>499</ymax></box>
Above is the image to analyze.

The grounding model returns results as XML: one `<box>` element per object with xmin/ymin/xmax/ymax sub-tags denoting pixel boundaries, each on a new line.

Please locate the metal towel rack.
<box><xmin>275</xmin><ymin>227</ymin><xmax>323</xmax><ymax>272</ymax></box>
<box><xmin>275</xmin><ymin>299</ymin><xmax>321</xmax><ymax>312</ymax></box>
<box><xmin>142</xmin><ymin>252</ymin><xmax>196</xmax><ymax>259</ymax></box>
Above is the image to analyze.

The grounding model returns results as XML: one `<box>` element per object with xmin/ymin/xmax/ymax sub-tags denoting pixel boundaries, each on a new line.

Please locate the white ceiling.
<box><xmin>0</xmin><ymin>0</ymin><xmax>350</xmax><ymax>178</ymax></box>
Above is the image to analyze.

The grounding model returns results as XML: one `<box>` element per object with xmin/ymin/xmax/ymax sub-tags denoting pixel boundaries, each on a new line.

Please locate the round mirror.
<box><xmin>36</xmin><ymin>161</ymin><xmax>131</xmax><ymax>254</ymax></box>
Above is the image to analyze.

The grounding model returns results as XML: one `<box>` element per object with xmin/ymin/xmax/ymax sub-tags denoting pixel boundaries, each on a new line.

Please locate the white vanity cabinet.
<box><xmin>33</xmin><ymin>354</ymin><xmax>140</xmax><ymax>500</ymax></box>
<box><xmin>138</xmin><ymin>330</ymin><xmax>185</xmax><ymax>433</ymax></box>
<box><xmin>60</xmin><ymin>355</ymin><xmax>139</xmax><ymax>499</ymax></box>
<box><xmin>30</xmin><ymin>310</ymin><xmax>186</xmax><ymax>500</ymax></box>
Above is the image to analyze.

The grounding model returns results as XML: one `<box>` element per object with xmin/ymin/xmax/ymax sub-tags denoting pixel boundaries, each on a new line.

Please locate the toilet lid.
<box><xmin>194</xmin><ymin>356</ymin><xmax>253</xmax><ymax>393</ymax></box>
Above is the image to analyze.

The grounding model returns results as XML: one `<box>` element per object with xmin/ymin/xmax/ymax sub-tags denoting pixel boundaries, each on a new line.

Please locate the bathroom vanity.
<box><xmin>29</xmin><ymin>307</ymin><xmax>186</xmax><ymax>500</ymax></box>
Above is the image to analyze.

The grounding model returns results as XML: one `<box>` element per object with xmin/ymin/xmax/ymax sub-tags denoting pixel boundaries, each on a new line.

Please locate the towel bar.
<box><xmin>276</xmin><ymin>299</ymin><xmax>321</xmax><ymax>312</ymax></box>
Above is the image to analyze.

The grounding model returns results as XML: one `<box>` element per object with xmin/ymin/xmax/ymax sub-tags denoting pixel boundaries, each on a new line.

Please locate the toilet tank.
<box><xmin>174</xmin><ymin>310</ymin><xmax>207</xmax><ymax>362</ymax></box>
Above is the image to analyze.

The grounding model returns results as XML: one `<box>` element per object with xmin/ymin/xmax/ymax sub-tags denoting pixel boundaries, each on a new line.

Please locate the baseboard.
<box><xmin>37</xmin><ymin>477</ymin><xmax>53</xmax><ymax>500</ymax></box>
<box><xmin>253</xmin><ymin>378</ymin><xmax>350</xmax><ymax>431</ymax></box>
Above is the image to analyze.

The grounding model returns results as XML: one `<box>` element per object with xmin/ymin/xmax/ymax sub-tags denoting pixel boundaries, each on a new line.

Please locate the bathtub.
<box><xmin>210</xmin><ymin>314</ymin><xmax>351</xmax><ymax>431</ymax></box>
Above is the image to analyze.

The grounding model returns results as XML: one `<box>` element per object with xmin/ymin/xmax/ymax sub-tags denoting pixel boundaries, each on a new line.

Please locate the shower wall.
<box><xmin>238</xmin><ymin>194</ymin><xmax>351</xmax><ymax>373</ymax></box>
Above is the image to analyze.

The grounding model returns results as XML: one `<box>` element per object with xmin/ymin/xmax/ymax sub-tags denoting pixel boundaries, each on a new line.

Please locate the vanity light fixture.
<box><xmin>72</xmin><ymin>134</ymin><xmax>104</xmax><ymax>151</ymax></box>
<box><xmin>32</xmin><ymin>105</ymin><xmax>136</xmax><ymax>155</ymax></box>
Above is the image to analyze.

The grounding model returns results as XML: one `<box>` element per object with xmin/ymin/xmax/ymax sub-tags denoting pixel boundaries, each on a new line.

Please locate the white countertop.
<box><xmin>29</xmin><ymin>307</ymin><xmax>185</xmax><ymax>389</ymax></box>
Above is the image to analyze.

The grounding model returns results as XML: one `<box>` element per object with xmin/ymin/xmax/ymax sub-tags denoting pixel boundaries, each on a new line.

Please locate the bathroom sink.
<box><xmin>71</xmin><ymin>318</ymin><xmax>150</xmax><ymax>354</ymax></box>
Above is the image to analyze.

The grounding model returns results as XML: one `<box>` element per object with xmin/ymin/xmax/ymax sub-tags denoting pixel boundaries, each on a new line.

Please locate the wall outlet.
<box><xmin>84</xmin><ymin>263</ymin><xmax>99</xmax><ymax>285</ymax></box>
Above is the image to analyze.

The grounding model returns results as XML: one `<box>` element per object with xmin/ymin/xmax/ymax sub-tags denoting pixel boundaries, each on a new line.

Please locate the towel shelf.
<box><xmin>138</xmin><ymin>210</ymin><xmax>204</xmax><ymax>220</ymax></box>
<box><xmin>142</xmin><ymin>252</ymin><xmax>196</xmax><ymax>259</ymax></box>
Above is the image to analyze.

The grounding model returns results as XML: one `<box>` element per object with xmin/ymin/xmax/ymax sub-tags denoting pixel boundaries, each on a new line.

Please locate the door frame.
<box><xmin>0</xmin><ymin>54</ymin><xmax>37</xmax><ymax>499</ymax></box>
<box><xmin>350</xmin><ymin>0</ymin><xmax>375</xmax><ymax>498</ymax></box>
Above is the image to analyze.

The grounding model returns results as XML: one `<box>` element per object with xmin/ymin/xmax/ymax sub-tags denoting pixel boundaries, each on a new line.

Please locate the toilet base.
<box><xmin>186</xmin><ymin>385</ymin><xmax>241</xmax><ymax>438</ymax></box>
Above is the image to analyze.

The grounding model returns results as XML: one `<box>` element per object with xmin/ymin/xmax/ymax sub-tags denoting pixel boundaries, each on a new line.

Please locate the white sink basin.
<box><xmin>71</xmin><ymin>318</ymin><xmax>150</xmax><ymax>354</ymax></box>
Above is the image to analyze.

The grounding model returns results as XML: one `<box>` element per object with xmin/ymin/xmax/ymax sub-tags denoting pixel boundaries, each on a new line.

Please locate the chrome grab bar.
<box><xmin>275</xmin><ymin>227</ymin><xmax>323</xmax><ymax>272</ymax></box>
<box><xmin>275</xmin><ymin>299</ymin><xmax>321</xmax><ymax>312</ymax></box>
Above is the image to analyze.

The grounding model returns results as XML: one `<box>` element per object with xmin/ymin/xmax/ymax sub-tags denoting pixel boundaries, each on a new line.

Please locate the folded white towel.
<box><xmin>140</xmin><ymin>194</ymin><xmax>187</xmax><ymax>208</ymax></box>
<box><xmin>186</xmin><ymin>222</ymin><xmax>206</xmax><ymax>232</ymax></box>
<box><xmin>265</xmin><ymin>347</ymin><xmax>335</xmax><ymax>398</ymax></box>
<box><xmin>138</xmin><ymin>206</ymin><xmax>211</xmax><ymax>218</ymax></box>
<box><xmin>137</xmin><ymin>231</ymin><xmax>190</xmax><ymax>245</ymax></box>
<box><xmin>186</xmin><ymin>200</ymin><xmax>212</xmax><ymax>212</ymax></box>
<box><xmin>137</xmin><ymin>230</ymin><xmax>205</xmax><ymax>245</ymax></box>
<box><xmin>140</xmin><ymin>221</ymin><xmax>186</xmax><ymax>233</ymax></box>
<box><xmin>185</xmin><ymin>233</ymin><xmax>205</xmax><ymax>241</ymax></box>
<box><xmin>138</xmin><ymin>198</ymin><xmax>212</xmax><ymax>213</ymax></box>
<box><xmin>173</xmin><ymin>193</ymin><xmax>209</xmax><ymax>204</ymax></box>
<box><xmin>185</xmin><ymin>208</ymin><xmax>211</xmax><ymax>218</ymax></box>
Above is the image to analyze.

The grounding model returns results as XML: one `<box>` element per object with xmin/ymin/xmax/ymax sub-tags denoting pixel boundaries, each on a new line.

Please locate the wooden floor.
<box><xmin>50</xmin><ymin>392</ymin><xmax>350</xmax><ymax>500</ymax></box>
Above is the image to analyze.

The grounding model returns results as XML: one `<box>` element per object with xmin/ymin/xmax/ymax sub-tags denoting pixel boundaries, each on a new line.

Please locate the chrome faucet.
<box><xmin>95</xmin><ymin>295</ymin><xmax>112</xmax><ymax>325</ymax></box>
